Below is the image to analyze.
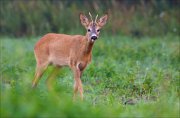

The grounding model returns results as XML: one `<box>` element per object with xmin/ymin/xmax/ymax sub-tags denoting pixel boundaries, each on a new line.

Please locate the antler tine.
<box><xmin>89</xmin><ymin>12</ymin><xmax>93</xmax><ymax>22</ymax></box>
<box><xmin>95</xmin><ymin>14</ymin><xmax>98</xmax><ymax>23</ymax></box>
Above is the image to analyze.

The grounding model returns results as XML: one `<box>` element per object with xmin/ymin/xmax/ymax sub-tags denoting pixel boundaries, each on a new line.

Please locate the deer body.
<box><xmin>34</xmin><ymin>33</ymin><xmax>92</xmax><ymax>68</ymax></box>
<box><xmin>32</xmin><ymin>13</ymin><xmax>108</xmax><ymax>100</ymax></box>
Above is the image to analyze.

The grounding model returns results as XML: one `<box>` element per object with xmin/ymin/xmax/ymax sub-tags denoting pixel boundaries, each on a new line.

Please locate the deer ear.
<box><xmin>97</xmin><ymin>14</ymin><xmax>108</xmax><ymax>27</ymax></box>
<box><xmin>80</xmin><ymin>13</ymin><xmax>89</xmax><ymax>27</ymax></box>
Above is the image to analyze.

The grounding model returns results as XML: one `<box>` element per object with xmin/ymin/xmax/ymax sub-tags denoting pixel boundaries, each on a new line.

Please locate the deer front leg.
<box><xmin>73</xmin><ymin>68</ymin><xmax>83</xmax><ymax>100</ymax></box>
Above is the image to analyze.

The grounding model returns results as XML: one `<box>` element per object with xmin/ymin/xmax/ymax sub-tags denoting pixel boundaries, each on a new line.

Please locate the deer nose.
<box><xmin>91</xmin><ymin>36</ymin><xmax>97</xmax><ymax>40</ymax></box>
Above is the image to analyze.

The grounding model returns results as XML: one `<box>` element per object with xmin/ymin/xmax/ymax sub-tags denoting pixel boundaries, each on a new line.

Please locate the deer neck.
<box><xmin>83</xmin><ymin>34</ymin><xmax>94</xmax><ymax>55</ymax></box>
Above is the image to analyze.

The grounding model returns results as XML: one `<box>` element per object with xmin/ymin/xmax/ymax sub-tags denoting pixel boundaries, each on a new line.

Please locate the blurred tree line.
<box><xmin>0</xmin><ymin>0</ymin><xmax>179</xmax><ymax>37</ymax></box>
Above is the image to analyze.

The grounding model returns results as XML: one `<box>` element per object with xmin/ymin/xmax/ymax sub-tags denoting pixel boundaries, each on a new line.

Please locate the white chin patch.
<box><xmin>91</xmin><ymin>39</ymin><xmax>95</xmax><ymax>42</ymax></box>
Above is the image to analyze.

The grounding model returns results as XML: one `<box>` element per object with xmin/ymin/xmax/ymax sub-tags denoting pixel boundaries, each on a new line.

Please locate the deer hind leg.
<box><xmin>46</xmin><ymin>66</ymin><xmax>60</xmax><ymax>91</ymax></box>
<box><xmin>32</xmin><ymin>62</ymin><xmax>48</xmax><ymax>88</ymax></box>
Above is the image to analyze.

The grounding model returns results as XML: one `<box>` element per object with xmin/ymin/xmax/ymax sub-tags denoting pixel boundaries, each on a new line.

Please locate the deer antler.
<box><xmin>89</xmin><ymin>12</ymin><xmax>93</xmax><ymax>22</ymax></box>
<box><xmin>95</xmin><ymin>14</ymin><xmax>98</xmax><ymax>23</ymax></box>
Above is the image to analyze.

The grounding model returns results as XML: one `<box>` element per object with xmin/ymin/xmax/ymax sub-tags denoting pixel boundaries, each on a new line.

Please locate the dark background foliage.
<box><xmin>0</xmin><ymin>0</ymin><xmax>179</xmax><ymax>37</ymax></box>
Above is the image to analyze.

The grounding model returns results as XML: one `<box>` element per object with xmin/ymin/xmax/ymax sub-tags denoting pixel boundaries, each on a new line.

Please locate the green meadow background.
<box><xmin>0</xmin><ymin>0</ymin><xmax>179</xmax><ymax>117</ymax></box>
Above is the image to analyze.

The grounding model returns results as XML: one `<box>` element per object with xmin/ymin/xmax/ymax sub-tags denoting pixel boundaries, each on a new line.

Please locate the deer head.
<box><xmin>80</xmin><ymin>12</ymin><xmax>108</xmax><ymax>42</ymax></box>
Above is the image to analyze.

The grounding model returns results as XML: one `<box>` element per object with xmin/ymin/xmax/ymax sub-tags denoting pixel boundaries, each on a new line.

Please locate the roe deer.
<box><xmin>32</xmin><ymin>12</ymin><xmax>108</xmax><ymax>100</ymax></box>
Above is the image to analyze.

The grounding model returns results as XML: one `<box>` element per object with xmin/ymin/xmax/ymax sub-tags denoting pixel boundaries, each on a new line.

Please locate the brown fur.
<box><xmin>32</xmin><ymin>13</ymin><xmax>108</xmax><ymax>100</ymax></box>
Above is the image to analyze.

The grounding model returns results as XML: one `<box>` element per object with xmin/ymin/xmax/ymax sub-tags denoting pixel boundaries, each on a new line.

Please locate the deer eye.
<box><xmin>97</xmin><ymin>29</ymin><xmax>100</xmax><ymax>32</ymax></box>
<box><xmin>88</xmin><ymin>29</ymin><xmax>91</xmax><ymax>32</ymax></box>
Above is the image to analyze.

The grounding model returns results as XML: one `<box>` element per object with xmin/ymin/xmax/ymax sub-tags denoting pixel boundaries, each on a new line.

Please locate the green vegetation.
<box><xmin>0</xmin><ymin>35</ymin><xmax>179</xmax><ymax>117</ymax></box>
<box><xmin>0</xmin><ymin>0</ymin><xmax>179</xmax><ymax>37</ymax></box>
<box><xmin>0</xmin><ymin>0</ymin><xmax>179</xmax><ymax>117</ymax></box>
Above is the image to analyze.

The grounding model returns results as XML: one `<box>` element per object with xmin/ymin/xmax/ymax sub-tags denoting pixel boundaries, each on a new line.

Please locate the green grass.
<box><xmin>0</xmin><ymin>35</ymin><xmax>179</xmax><ymax>117</ymax></box>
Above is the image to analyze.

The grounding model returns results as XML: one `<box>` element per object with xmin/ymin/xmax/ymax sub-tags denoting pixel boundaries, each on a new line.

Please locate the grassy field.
<box><xmin>0</xmin><ymin>35</ymin><xmax>179</xmax><ymax>117</ymax></box>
